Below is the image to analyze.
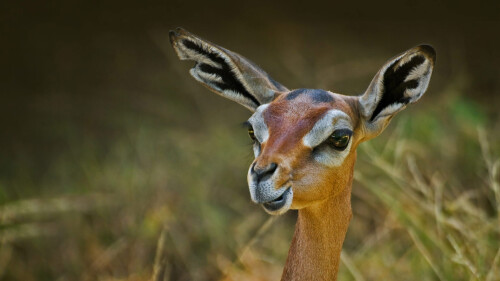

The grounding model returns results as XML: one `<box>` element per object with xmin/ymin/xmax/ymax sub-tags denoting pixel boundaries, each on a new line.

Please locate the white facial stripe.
<box><xmin>252</xmin><ymin>142</ymin><xmax>261</xmax><ymax>157</ymax></box>
<box><xmin>302</xmin><ymin>109</ymin><xmax>352</xmax><ymax>148</ymax></box>
<box><xmin>248</xmin><ymin>104</ymin><xmax>270</xmax><ymax>144</ymax></box>
<box><xmin>312</xmin><ymin>138</ymin><xmax>353</xmax><ymax>167</ymax></box>
<box><xmin>302</xmin><ymin>109</ymin><xmax>354</xmax><ymax>167</ymax></box>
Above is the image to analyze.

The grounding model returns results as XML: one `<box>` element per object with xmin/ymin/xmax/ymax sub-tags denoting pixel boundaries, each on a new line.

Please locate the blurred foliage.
<box><xmin>1</xmin><ymin>1</ymin><xmax>500</xmax><ymax>280</ymax></box>
<box><xmin>1</xmin><ymin>68</ymin><xmax>499</xmax><ymax>281</ymax></box>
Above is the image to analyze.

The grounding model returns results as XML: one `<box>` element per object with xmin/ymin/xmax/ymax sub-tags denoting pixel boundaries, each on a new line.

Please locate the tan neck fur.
<box><xmin>281</xmin><ymin>163</ymin><xmax>354</xmax><ymax>281</ymax></box>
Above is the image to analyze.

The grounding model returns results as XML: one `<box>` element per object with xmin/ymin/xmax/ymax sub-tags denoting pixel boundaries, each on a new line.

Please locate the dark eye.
<box><xmin>248</xmin><ymin>127</ymin><xmax>257</xmax><ymax>141</ymax></box>
<box><xmin>326</xmin><ymin>129</ymin><xmax>352</xmax><ymax>150</ymax></box>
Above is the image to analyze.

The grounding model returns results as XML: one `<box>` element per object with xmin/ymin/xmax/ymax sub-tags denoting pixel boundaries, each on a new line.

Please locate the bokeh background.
<box><xmin>1</xmin><ymin>1</ymin><xmax>500</xmax><ymax>280</ymax></box>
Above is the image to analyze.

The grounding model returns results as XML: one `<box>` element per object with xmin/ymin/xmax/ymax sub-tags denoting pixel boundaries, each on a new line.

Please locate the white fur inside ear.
<box><xmin>405</xmin><ymin>59</ymin><xmax>429</xmax><ymax>82</ymax></box>
<box><xmin>405</xmin><ymin>60</ymin><xmax>432</xmax><ymax>102</ymax></box>
<box><xmin>171</xmin><ymin>30</ymin><xmax>289</xmax><ymax>111</ymax></box>
<box><xmin>359</xmin><ymin>49</ymin><xmax>434</xmax><ymax>121</ymax></box>
<box><xmin>358</xmin><ymin>53</ymin><xmax>404</xmax><ymax>119</ymax></box>
<box><xmin>176</xmin><ymin>42</ymin><xmax>223</xmax><ymax>69</ymax></box>
<box><xmin>196</xmin><ymin>70</ymin><xmax>223</xmax><ymax>83</ymax></box>
<box><xmin>222</xmin><ymin>89</ymin><xmax>258</xmax><ymax>111</ymax></box>
<box><xmin>371</xmin><ymin>102</ymin><xmax>406</xmax><ymax>121</ymax></box>
<box><xmin>394</xmin><ymin>53</ymin><xmax>418</xmax><ymax>71</ymax></box>
<box><xmin>357</xmin><ymin>46</ymin><xmax>435</xmax><ymax>140</ymax></box>
<box><xmin>189</xmin><ymin>68</ymin><xmax>257</xmax><ymax>111</ymax></box>
<box><xmin>182</xmin><ymin>37</ymin><xmax>282</xmax><ymax>108</ymax></box>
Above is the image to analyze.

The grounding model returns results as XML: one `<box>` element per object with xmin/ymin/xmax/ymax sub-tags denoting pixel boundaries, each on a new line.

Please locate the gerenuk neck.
<box><xmin>281</xmin><ymin>177</ymin><xmax>353</xmax><ymax>281</ymax></box>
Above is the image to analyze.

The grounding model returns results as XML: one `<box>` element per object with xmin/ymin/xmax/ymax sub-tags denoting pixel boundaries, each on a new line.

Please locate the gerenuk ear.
<box><xmin>169</xmin><ymin>27</ymin><xmax>288</xmax><ymax>111</ymax></box>
<box><xmin>358</xmin><ymin>45</ymin><xmax>436</xmax><ymax>139</ymax></box>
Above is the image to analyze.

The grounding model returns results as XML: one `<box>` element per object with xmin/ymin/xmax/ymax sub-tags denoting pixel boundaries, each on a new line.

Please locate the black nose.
<box><xmin>253</xmin><ymin>162</ymin><xmax>278</xmax><ymax>182</ymax></box>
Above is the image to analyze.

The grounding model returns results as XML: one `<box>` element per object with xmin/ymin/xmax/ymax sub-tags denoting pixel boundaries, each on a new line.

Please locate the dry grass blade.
<box><xmin>486</xmin><ymin>246</ymin><xmax>500</xmax><ymax>281</ymax></box>
<box><xmin>431</xmin><ymin>173</ymin><xmax>445</xmax><ymax>238</ymax></box>
<box><xmin>478</xmin><ymin>128</ymin><xmax>500</xmax><ymax>225</ymax></box>
<box><xmin>228</xmin><ymin>216</ymin><xmax>276</xmax><ymax>276</ymax></box>
<box><xmin>447</xmin><ymin>235</ymin><xmax>480</xmax><ymax>279</ymax></box>
<box><xmin>240</xmin><ymin>217</ymin><xmax>276</xmax><ymax>257</ymax></box>
<box><xmin>0</xmin><ymin>194</ymin><xmax>117</xmax><ymax>225</ymax></box>
<box><xmin>91</xmin><ymin>238</ymin><xmax>129</xmax><ymax>273</ymax></box>
<box><xmin>151</xmin><ymin>225</ymin><xmax>170</xmax><ymax>281</ymax></box>
<box><xmin>340</xmin><ymin>251</ymin><xmax>366</xmax><ymax>281</ymax></box>
<box><xmin>356</xmin><ymin>121</ymin><xmax>500</xmax><ymax>281</ymax></box>
<box><xmin>407</xmin><ymin>155</ymin><xmax>432</xmax><ymax>198</ymax></box>
<box><xmin>478</xmin><ymin>127</ymin><xmax>500</xmax><ymax>281</ymax></box>
<box><xmin>407</xmin><ymin>229</ymin><xmax>446</xmax><ymax>281</ymax></box>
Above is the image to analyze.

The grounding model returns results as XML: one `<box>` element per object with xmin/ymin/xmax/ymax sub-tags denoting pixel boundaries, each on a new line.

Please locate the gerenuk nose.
<box><xmin>252</xmin><ymin>162</ymin><xmax>278</xmax><ymax>183</ymax></box>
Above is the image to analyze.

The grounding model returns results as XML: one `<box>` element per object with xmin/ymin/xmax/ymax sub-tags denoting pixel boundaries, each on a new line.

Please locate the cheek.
<box><xmin>290</xmin><ymin>152</ymin><xmax>356</xmax><ymax>208</ymax></box>
<box><xmin>290</xmin><ymin>163</ymin><xmax>333</xmax><ymax>206</ymax></box>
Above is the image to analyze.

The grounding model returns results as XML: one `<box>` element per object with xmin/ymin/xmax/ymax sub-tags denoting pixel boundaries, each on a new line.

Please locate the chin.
<box><xmin>261</xmin><ymin>187</ymin><xmax>293</xmax><ymax>215</ymax></box>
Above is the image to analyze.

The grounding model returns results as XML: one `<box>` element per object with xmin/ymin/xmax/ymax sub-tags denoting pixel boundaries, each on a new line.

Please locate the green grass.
<box><xmin>1</xmin><ymin>46</ymin><xmax>499</xmax><ymax>281</ymax></box>
<box><xmin>1</xmin><ymin>92</ymin><xmax>498</xmax><ymax>281</ymax></box>
<box><xmin>341</xmin><ymin>127</ymin><xmax>499</xmax><ymax>281</ymax></box>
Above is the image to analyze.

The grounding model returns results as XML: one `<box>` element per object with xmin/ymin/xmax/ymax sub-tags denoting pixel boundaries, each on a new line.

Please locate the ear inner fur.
<box><xmin>370</xmin><ymin>55</ymin><xmax>426</xmax><ymax>121</ymax></box>
<box><xmin>169</xmin><ymin>27</ymin><xmax>288</xmax><ymax>111</ymax></box>
<box><xmin>181</xmin><ymin>39</ymin><xmax>261</xmax><ymax>107</ymax></box>
<box><xmin>358</xmin><ymin>45</ymin><xmax>435</xmax><ymax>141</ymax></box>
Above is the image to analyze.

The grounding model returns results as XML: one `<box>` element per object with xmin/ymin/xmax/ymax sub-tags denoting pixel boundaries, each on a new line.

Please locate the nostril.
<box><xmin>267</xmin><ymin>162</ymin><xmax>278</xmax><ymax>174</ymax></box>
<box><xmin>254</xmin><ymin>162</ymin><xmax>278</xmax><ymax>182</ymax></box>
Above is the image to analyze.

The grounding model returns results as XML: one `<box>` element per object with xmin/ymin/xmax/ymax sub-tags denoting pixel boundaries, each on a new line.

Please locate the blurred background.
<box><xmin>1</xmin><ymin>1</ymin><xmax>500</xmax><ymax>280</ymax></box>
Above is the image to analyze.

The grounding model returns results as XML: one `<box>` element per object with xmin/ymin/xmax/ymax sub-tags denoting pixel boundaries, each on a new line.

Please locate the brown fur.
<box><xmin>252</xmin><ymin>92</ymin><xmax>362</xmax><ymax>280</ymax></box>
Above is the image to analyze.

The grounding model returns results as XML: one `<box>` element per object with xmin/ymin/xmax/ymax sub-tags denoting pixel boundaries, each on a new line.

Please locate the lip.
<box><xmin>262</xmin><ymin>187</ymin><xmax>293</xmax><ymax>214</ymax></box>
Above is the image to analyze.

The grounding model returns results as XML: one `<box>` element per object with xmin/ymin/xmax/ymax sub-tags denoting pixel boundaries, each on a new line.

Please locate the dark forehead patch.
<box><xmin>285</xmin><ymin>88</ymin><xmax>307</xmax><ymax>100</ymax></box>
<box><xmin>310</xmin><ymin>89</ymin><xmax>335</xmax><ymax>103</ymax></box>
<box><xmin>285</xmin><ymin>88</ymin><xmax>335</xmax><ymax>103</ymax></box>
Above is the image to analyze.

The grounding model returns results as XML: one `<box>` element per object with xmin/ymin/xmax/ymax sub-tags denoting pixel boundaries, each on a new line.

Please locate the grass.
<box><xmin>337</xmin><ymin>94</ymin><xmax>500</xmax><ymax>280</ymax></box>
<box><xmin>2</xmin><ymin>92</ymin><xmax>498</xmax><ymax>281</ymax></box>
<box><xmin>1</xmin><ymin>39</ymin><xmax>499</xmax><ymax>280</ymax></box>
<box><xmin>342</xmin><ymin>126</ymin><xmax>500</xmax><ymax>281</ymax></box>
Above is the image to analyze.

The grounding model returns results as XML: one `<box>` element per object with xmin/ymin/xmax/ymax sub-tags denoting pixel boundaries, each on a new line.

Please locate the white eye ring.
<box><xmin>302</xmin><ymin>109</ymin><xmax>352</xmax><ymax>148</ymax></box>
